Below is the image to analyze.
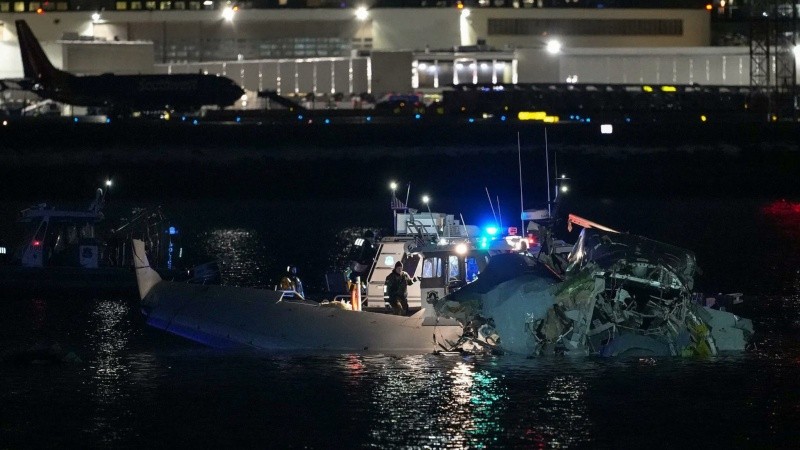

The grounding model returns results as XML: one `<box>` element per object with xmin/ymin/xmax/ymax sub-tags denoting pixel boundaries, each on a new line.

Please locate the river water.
<box><xmin>1</xmin><ymin>129</ymin><xmax>800</xmax><ymax>448</ymax></box>
<box><xmin>1</xmin><ymin>194</ymin><xmax>799</xmax><ymax>449</ymax></box>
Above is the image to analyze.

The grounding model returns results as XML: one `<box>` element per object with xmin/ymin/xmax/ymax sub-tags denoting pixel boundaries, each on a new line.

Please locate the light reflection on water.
<box><xmin>85</xmin><ymin>300</ymin><xmax>133</xmax><ymax>446</ymax></box>
<box><xmin>197</xmin><ymin>228</ymin><xmax>271</xmax><ymax>288</ymax></box>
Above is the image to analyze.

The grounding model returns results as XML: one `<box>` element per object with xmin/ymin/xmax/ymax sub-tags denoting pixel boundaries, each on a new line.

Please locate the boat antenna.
<box><xmin>459</xmin><ymin>213</ymin><xmax>468</xmax><ymax>236</ymax></box>
<box><xmin>404</xmin><ymin>182</ymin><xmax>411</xmax><ymax>213</ymax></box>
<box><xmin>517</xmin><ymin>131</ymin><xmax>525</xmax><ymax>234</ymax></box>
<box><xmin>496</xmin><ymin>195</ymin><xmax>503</xmax><ymax>229</ymax></box>
<box><xmin>545</xmin><ymin>127</ymin><xmax>551</xmax><ymax>217</ymax></box>
<box><xmin>485</xmin><ymin>187</ymin><xmax>498</xmax><ymax>224</ymax></box>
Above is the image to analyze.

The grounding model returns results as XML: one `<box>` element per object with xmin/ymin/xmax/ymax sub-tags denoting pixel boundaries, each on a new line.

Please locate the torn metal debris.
<box><xmin>431</xmin><ymin>225</ymin><xmax>754</xmax><ymax>357</ymax></box>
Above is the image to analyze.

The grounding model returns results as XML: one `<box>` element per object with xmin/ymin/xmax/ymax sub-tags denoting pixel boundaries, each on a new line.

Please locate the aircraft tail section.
<box><xmin>15</xmin><ymin>20</ymin><xmax>66</xmax><ymax>84</ymax></box>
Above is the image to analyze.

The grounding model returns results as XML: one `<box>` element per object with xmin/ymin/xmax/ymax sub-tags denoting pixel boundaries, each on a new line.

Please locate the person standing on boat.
<box><xmin>280</xmin><ymin>266</ymin><xmax>305</xmax><ymax>299</ymax></box>
<box><xmin>385</xmin><ymin>261</ymin><xmax>416</xmax><ymax>316</ymax></box>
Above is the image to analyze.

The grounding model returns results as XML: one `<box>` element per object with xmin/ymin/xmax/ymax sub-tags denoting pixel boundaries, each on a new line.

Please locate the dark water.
<box><xmin>1</xmin><ymin>132</ymin><xmax>800</xmax><ymax>448</ymax></box>
<box><xmin>1</xmin><ymin>195</ymin><xmax>799</xmax><ymax>449</ymax></box>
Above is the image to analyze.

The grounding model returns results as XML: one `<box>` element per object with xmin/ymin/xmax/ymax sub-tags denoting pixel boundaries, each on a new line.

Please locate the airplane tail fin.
<box><xmin>15</xmin><ymin>20</ymin><xmax>63</xmax><ymax>84</ymax></box>
<box><xmin>132</xmin><ymin>239</ymin><xmax>163</xmax><ymax>300</ymax></box>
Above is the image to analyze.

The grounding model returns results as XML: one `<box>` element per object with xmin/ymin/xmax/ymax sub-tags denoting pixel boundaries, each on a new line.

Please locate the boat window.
<box><xmin>421</xmin><ymin>257</ymin><xmax>442</xmax><ymax>279</ymax></box>
<box><xmin>466</xmin><ymin>256</ymin><xmax>480</xmax><ymax>282</ymax></box>
<box><xmin>448</xmin><ymin>255</ymin><xmax>460</xmax><ymax>280</ymax></box>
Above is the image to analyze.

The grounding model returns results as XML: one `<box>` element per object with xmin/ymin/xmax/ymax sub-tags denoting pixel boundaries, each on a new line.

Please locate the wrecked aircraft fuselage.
<box><xmin>431</xmin><ymin>229</ymin><xmax>754</xmax><ymax>357</ymax></box>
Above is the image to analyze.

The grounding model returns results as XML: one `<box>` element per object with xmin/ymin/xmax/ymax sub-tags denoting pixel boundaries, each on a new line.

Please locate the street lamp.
<box><xmin>355</xmin><ymin>6</ymin><xmax>369</xmax><ymax>21</ymax></box>
<box><xmin>422</xmin><ymin>195</ymin><xmax>439</xmax><ymax>240</ymax></box>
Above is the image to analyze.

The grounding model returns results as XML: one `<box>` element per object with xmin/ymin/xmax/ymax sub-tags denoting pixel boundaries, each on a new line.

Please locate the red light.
<box><xmin>507</xmin><ymin>227</ymin><xmax>518</xmax><ymax>236</ymax></box>
<box><xmin>33</xmin><ymin>240</ymin><xmax>41</xmax><ymax>246</ymax></box>
<box><xmin>527</xmin><ymin>234</ymin><xmax>537</xmax><ymax>246</ymax></box>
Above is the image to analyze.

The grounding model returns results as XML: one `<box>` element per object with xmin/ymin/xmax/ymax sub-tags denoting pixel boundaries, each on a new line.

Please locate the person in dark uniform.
<box><xmin>384</xmin><ymin>261</ymin><xmax>416</xmax><ymax>315</ymax></box>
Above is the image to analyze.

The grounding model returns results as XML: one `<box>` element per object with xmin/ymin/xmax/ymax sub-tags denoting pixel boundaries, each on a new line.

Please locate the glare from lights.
<box><xmin>461</xmin><ymin>8</ymin><xmax>471</xmax><ymax>18</ymax></box>
<box><xmin>91</xmin><ymin>12</ymin><xmax>101</xmax><ymax>22</ymax></box>
<box><xmin>546</xmin><ymin>39</ymin><xmax>562</xmax><ymax>54</ymax></box>
<box><xmin>793</xmin><ymin>45</ymin><xmax>800</xmax><ymax>59</ymax></box>
<box><xmin>455</xmin><ymin>243</ymin><xmax>468</xmax><ymax>255</ymax></box>
<box><xmin>418</xmin><ymin>63</ymin><xmax>428</xmax><ymax>70</ymax></box>
<box><xmin>203</xmin><ymin>0</ymin><xmax>213</xmax><ymax>4</ymax></box>
<box><xmin>222</xmin><ymin>6</ymin><xmax>235</xmax><ymax>21</ymax></box>
<box><xmin>422</xmin><ymin>195</ymin><xmax>430</xmax><ymax>204</ymax></box>
<box><xmin>355</xmin><ymin>6</ymin><xmax>369</xmax><ymax>21</ymax></box>
<box><xmin>600</xmin><ymin>124</ymin><xmax>613</xmax><ymax>134</ymax></box>
<box><xmin>105</xmin><ymin>179</ymin><xmax>113</xmax><ymax>187</ymax></box>
<box><xmin>700</xmin><ymin>115</ymin><xmax>708</xmax><ymax>122</ymax></box>
<box><xmin>560</xmin><ymin>185</ymin><xmax>569</xmax><ymax>193</ymax></box>
<box><xmin>390</xmin><ymin>181</ymin><xmax>398</xmax><ymax>191</ymax></box>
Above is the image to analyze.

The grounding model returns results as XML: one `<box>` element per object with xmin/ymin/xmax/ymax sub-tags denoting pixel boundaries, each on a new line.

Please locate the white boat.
<box><xmin>133</xmin><ymin>239</ymin><xmax>464</xmax><ymax>353</ymax></box>
<box><xmin>132</xmin><ymin>205</ymin><xmax>573</xmax><ymax>353</ymax></box>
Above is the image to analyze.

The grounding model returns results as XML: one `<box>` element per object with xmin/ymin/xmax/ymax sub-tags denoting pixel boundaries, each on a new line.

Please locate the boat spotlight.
<box><xmin>455</xmin><ymin>243</ymin><xmax>468</xmax><ymax>255</ymax></box>
<box><xmin>355</xmin><ymin>6</ymin><xmax>369</xmax><ymax>21</ymax></box>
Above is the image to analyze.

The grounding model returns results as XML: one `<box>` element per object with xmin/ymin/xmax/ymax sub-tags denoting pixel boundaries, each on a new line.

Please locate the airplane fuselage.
<box><xmin>39</xmin><ymin>72</ymin><xmax>244</xmax><ymax>110</ymax></box>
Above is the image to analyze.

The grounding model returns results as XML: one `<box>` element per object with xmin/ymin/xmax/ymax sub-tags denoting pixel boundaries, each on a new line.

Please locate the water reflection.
<box><xmin>196</xmin><ymin>228</ymin><xmax>271</xmax><ymax>288</ymax></box>
<box><xmin>85</xmin><ymin>300</ymin><xmax>133</xmax><ymax>447</ymax></box>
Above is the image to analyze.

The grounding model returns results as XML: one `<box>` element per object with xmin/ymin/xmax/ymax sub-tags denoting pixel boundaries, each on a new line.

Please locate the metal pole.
<box><xmin>517</xmin><ymin>131</ymin><xmax>525</xmax><ymax>234</ymax></box>
<box><xmin>545</xmin><ymin>127</ymin><xmax>551</xmax><ymax>217</ymax></box>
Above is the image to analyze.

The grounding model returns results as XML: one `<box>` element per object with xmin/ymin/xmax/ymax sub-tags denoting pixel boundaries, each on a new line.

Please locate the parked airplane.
<box><xmin>14</xmin><ymin>20</ymin><xmax>244</xmax><ymax>113</ymax></box>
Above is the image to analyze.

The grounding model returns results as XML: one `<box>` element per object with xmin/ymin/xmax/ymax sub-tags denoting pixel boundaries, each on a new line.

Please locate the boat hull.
<box><xmin>142</xmin><ymin>282</ymin><xmax>462</xmax><ymax>353</ymax></box>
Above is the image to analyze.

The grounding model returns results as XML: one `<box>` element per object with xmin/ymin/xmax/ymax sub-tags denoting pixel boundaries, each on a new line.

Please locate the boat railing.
<box><xmin>405</xmin><ymin>219</ymin><xmax>436</xmax><ymax>244</ymax></box>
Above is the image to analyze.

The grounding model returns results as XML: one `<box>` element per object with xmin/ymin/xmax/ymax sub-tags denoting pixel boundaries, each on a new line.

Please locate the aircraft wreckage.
<box><xmin>131</xmin><ymin>213</ymin><xmax>753</xmax><ymax>357</ymax></box>
<box><xmin>431</xmin><ymin>215</ymin><xmax>754</xmax><ymax>357</ymax></box>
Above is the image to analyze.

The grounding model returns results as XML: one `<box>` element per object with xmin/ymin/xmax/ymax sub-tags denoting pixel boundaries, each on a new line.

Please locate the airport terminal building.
<box><xmin>0</xmin><ymin>2</ymin><xmax>766</xmax><ymax>104</ymax></box>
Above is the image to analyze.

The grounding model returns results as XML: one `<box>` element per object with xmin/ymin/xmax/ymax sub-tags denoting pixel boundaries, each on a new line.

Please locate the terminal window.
<box><xmin>13</xmin><ymin>1</ymin><xmax>23</xmax><ymax>12</ymax></box>
<box><xmin>116</xmin><ymin>1</ymin><xmax>127</xmax><ymax>9</ymax></box>
<box><xmin>189</xmin><ymin>1</ymin><xmax>200</xmax><ymax>9</ymax></box>
<box><xmin>0</xmin><ymin>3</ymin><xmax>9</xmax><ymax>12</ymax></box>
<box><xmin>131</xmin><ymin>1</ymin><xmax>142</xmax><ymax>9</ymax></box>
<box><xmin>28</xmin><ymin>1</ymin><xmax>39</xmax><ymax>11</ymax></box>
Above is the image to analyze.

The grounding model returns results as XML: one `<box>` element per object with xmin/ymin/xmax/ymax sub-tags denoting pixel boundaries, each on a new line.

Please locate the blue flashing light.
<box><xmin>235</xmin><ymin>116</ymin><xmax>241</xmax><ymax>123</ymax></box>
<box><xmin>73</xmin><ymin>117</ymin><xmax>79</xmax><ymax>123</ymax></box>
<box><xmin>324</xmin><ymin>118</ymin><xmax>330</xmax><ymax>124</ymax></box>
<box><xmin>625</xmin><ymin>117</ymin><xmax>631</xmax><ymax>123</ymax></box>
<box><xmin>485</xmin><ymin>226</ymin><xmax>498</xmax><ymax>236</ymax></box>
<box><xmin>479</xmin><ymin>237</ymin><xmax>489</xmax><ymax>249</ymax></box>
<box><xmin>105</xmin><ymin>118</ymin><xmax>111</xmax><ymax>123</ymax></box>
<box><xmin>192</xmin><ymin>119</ymin><xmax>198</xmax><ymax>125</ymax></box>
<box><xmin>168</xmin><ymin>226</ymin><xmax>178</xmax><ymax>235</ymax></box>
<box><xmin>181</xmin><ymin>116</ymin><xmax>187</xmax><ymax>121</ymax></box>
<box><xmin>586</xmin><ymin>118</ymin><xmax>591</xmax><ymax>123</ymax></box>
<box><xmin>298</xmin><ymin>115</ymin><xmax>303</xmax><ymax>120</ymax></box>
<box><xmin>468</xmin><ymin>118</ymin><xmax>475</xmax><ymax>123</ymax></box>
<box><xmin>500</xmin><ymin>115</ymin><xmax>506</xmax><ymax>121</ymax></box>
<box><xmin>366</xmin><ymin>116</ymin><xmax>372</xmax><ymax>122</ymax></box>
<box><xmin>415</xmin><ymin>113</ymin><xmax>420</xmax><ymax>119</ymax></box>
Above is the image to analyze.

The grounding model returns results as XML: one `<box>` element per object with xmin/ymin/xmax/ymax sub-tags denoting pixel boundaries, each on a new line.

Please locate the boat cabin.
<box><xmin>12</xmin><ymin>204</ymin><xmax>104</xmax><ymax>269</ymax></box>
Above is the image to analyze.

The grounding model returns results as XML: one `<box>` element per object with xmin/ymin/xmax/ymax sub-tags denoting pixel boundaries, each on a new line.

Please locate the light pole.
<box><xmin>422</xmin><ymin>195</ymin><xmax>439</xmax><ymax>240</ymax></box>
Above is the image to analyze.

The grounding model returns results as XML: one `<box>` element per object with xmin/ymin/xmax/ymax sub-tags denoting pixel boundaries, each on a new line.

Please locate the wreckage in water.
<box><xmin>432</xmin><ymin>215</ymin><xmax>754</xmax><ymax>357</ymax></box>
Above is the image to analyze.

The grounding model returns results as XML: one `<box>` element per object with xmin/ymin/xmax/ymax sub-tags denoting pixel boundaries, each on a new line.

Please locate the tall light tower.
<box><xmin>750</xmin><ymin>0</ymin><xmax>798</xmax><ymax>120</ymax></box>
